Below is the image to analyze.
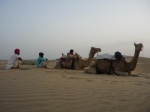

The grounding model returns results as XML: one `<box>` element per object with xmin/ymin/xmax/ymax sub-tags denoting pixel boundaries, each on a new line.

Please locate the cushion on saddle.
<box><xmin>96</xmin><ymin>53</ymin><xmax>116</xmax><ymax>60</ymax></box>
<box><xmin>115</xmin><ymin>51</ymin><xmax>123</xmax><ymax>60</ymax></box>
<box><xmin>60</xmin><ymin>57</ymin><xmax>66</xmax><ymax>61</ymax></box>
<box><xmin>96</xmin><ymin>51</ymin><xmax>123</xmax><ymax>60</ymax></box>
<box><xmin>60</xmin><ymin>53</ymin><xmax>67</xmax><ymax>61</ymax></box>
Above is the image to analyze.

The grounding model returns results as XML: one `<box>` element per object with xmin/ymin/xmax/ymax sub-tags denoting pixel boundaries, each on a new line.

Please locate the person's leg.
<box><xmin>71</xmin><ymin>59</ymin><xmax>75</xmax><ymax>69</ymax></box>
<box><xmin>40</xmin><ymin>61</ymin><xmax>49</xmax><ymax>68</ymax></box>
<box><xmin>43</xmin><ymin>61</ymin><xmax>49</xmax><ymax>68</ymax></box>
<box><xmin>12</xmin><ymin>60</ymin><xmax>22</xmax><ymax>69</ymax></box>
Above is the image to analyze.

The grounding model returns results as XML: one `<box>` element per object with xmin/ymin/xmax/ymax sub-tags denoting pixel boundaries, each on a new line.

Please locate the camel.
<box><xmin>85</xmin><ymin>43</ymin><xmax>143</xmax><ymax>75</ymax></box>
<box><xmin>54</xmin><ymin>47</ymin><xmax>101</xmax><ymax>69</ymax></box>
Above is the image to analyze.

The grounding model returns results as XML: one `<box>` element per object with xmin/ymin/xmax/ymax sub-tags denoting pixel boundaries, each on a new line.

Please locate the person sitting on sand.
<box><xmin>5</xmin><ymin>48</ymin><xmax>23</xmax><ymax>69</ymax></box>
<box><xmin>67</xmin><ymin>49</ymin><xmax>75</xmax><ymax>59</ymax></box>
<box><xmin>67</xmin><ymin>49</ymin><xmax>76</xmax><ymax>69</ymax></box>
<box><xmin>36</xmin><ymin>52</ymin><xmax>48</xmax><ymax>68</ymax></box>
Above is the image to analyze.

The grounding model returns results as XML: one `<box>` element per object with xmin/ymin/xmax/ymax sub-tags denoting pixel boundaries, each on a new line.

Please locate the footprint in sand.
<box><xmin>62</xmin><ymin>75</ymin><xmax>67</xmax><ymax>78</ymax></box>
<box><xmin>86</xmin><ymin>79</ymin><xmax>93</xmax><ymax>82</ymax></box>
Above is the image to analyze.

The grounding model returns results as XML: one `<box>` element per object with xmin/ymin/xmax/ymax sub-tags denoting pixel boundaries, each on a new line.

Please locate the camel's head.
<box><xmin>134</xmin><ymin>43</ymin><xmax>143</xmax><ymax>51</ymax></box>
<box><xmin>91</xmin><ymin>47</ymin><xmax>101</xmax><ymax>54</ymax></box>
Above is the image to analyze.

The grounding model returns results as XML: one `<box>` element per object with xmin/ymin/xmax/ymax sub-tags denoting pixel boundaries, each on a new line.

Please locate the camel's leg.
<box><xmin>85</xmin><ymin>62</ymin><xmax>97</xmax><ymax>74</ymax></box>
<box><xmin>127</xmin><ymin>71</ymin><xmax>138</xmax><ymax>77</ymax></box>
<box><xmin>127</xmin><ymin>71</ymin><xmax>131</xmax><ymax>75</ymax></box>
<box><xmin>114</xmin><ymin>71</ymin><xmax>128</xmax><ymax>76</ymax></box>
<box><xmin>85</xmin><ymin>66</ymin><xmax>97</xmax><ymax>74</ymax></box>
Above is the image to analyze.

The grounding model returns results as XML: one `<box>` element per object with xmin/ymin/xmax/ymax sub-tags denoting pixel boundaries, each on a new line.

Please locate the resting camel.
<box><xmin>54</xmin><ymin>47</ymin><xmax>101</xmax><ymax>69</ymax></box>
<box><xmin>85</xmin><ymin>43</ymin><xmax>143</xmax><ymax>75</ymax></box>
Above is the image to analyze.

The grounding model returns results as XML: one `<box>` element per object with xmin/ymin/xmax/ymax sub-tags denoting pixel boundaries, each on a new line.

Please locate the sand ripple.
<box><xmin>0</xmin><ymin>69</ymin><xmax>150</xmax><ymax>112</ymax></box>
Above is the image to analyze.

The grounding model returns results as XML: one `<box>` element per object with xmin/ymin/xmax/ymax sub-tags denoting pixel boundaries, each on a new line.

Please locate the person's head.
<box><xmin>70</xmin><ymin>49</ymin><xmax>74</xmax><ymax>54</ymax></box>
<box><xmin>14</xmin><ymin>48</ymin><xmax>20</xmax><ymax>55</ymax></box>
<box><xmin>39</xmin><ymin>52</ymin><xmax>44</xmax><ymax>58</ymax></box>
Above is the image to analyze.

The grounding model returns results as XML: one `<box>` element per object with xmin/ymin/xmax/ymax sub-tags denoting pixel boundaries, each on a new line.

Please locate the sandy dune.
<box><xmin>0</xmin><ymin>57</ymin><xmax>150</xmax><ymax>112</ymax></box>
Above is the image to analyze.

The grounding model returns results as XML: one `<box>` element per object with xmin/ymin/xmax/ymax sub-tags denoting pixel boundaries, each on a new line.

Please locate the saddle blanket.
<box><xmin>96</xmin><ymin>53</ymin><xmax>116</xmax><ymax>60</ymax></box>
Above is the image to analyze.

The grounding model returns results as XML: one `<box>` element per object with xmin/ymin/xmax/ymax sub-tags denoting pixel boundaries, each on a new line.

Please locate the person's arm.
<box><xmin>39</xmin><ymin>57</ymin><xmax>47</xmax><ymax>61</ymax></box>
<box><xmin>16</xmin><ymin>54</ymin><xmax>22</xmax><ymax>61</ymax></box>
<box><xmin>18</xmin><ymin>57</ymin><xmax>23</xmax><ymax>61</ymax></box>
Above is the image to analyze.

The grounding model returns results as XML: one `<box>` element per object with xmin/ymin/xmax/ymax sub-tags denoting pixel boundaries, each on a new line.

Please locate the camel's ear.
<box><xmin>134</xmin><ymin>43</ymin><xmax>137</xmax><ymax>46</ymax></box>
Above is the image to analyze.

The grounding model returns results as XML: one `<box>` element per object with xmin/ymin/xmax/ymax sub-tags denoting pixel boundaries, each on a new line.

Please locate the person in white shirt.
<box><xmin>5</xmin><ymin>48</ymin><xmax>22</xmax><ymax>69</ymax></box>
<box><xmin>67</xmin><ymin>49</ymin><xmax>76</xmax><ymax>69</ymax></box>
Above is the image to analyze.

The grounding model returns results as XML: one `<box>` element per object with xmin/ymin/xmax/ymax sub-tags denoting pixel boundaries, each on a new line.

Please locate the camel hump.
<box><xmin>96</xmin><ymin>53</ymin><xmax>116</xmax><ymax>60</ymax></box>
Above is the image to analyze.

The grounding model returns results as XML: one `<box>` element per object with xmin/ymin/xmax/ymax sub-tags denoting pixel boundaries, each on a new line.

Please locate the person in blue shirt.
<box><xmin>36</xmin><ymin>52</ymin><xmax>48</xmax><ymax>68</ymax></box>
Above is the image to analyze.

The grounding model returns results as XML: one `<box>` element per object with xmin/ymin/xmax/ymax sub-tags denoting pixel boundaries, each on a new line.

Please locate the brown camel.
<box><xmin>54</xmin><ymin>47</ymin><xmax>101</xmax><ymax>69</ymax></box>
<box><xmin>85</xmin><ymin>43</ymin><xmax>143</xmax><ymax>75</ymax></box>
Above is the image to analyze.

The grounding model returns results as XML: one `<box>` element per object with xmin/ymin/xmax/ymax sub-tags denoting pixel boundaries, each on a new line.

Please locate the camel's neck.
<box><xmin>129</xmin><ymin>50</ymin><xmax>140</xmax><ymax>71</ymax></box>
<box><xmin>82</xmin><ymin>51</ymin><xmax>95</xmax><ymax>67</ymax></box>
<box><xmin>87</xmin><ymin>51</ymin><xmax>95</xmax><ymax>63</ymax></box>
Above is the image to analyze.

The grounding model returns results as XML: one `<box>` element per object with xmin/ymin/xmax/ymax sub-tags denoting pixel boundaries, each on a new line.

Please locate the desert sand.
<box><xmin>0</xmin><ymin>57</ymin><xmax>150</xmax><ymax>112</ymax></box>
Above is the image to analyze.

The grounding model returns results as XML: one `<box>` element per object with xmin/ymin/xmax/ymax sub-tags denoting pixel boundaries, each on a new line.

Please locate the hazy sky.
<box><xmin>0</xmin><ymin>0</ymin><xmax>150</xmax><ymax>59</ymax></box>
